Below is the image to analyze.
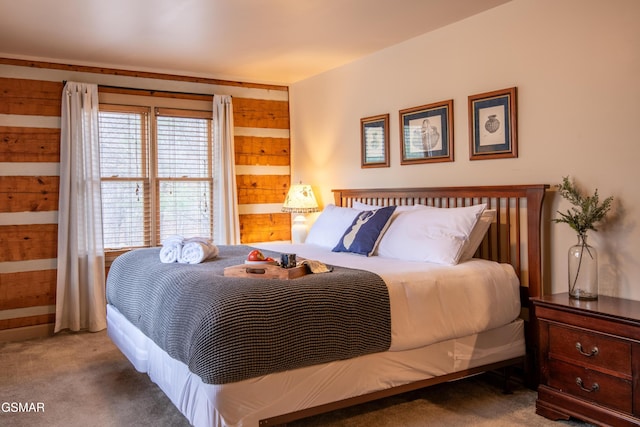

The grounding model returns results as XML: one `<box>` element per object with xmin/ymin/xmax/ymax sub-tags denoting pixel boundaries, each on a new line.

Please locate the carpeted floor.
<box><xmin>0</xmin><ymin>330</ymin><xmax>594</xmax><ymax>427</ymax></box>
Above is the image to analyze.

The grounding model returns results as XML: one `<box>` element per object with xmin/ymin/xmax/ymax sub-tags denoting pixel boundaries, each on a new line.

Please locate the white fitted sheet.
<box><xmin>107</xmin><ymin>304</ymin><xmax>525</xmax><ymax>427</ymax></box>
<box><xmin>255</xmin><ymin>243</ymin><xmax>521</xmax><ymax>351</ymax></box>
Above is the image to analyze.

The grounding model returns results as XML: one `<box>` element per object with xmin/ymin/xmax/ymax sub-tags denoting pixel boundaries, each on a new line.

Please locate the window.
<box><xmin>99</xmin><ymin>105</ymin><xmax>149</xmax><ymax>249</ymax></box>
<box><xmin>155</xmin><ymin>108</ymin><xmax>213</xmax><ymax>242</ymax></box>
<box><xmin>98</xmin><ymin>105</ymin><xmax>213</xmax><ymax>250</ymax></box>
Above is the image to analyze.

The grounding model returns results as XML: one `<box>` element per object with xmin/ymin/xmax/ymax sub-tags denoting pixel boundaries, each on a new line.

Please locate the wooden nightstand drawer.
<box><xmin>548</xmin><ymin>358</ymin><xmax>633</xmax><ymax>414</ymax></box>
<box><xmin>533</xmin><ymin>294</ymin><xmax>640</xmax><ymax>425</ymax></box>
<box><xmin>549</xmin><ymin>323</ymin><xmax>631</xmax><ymax>375</ymax></box>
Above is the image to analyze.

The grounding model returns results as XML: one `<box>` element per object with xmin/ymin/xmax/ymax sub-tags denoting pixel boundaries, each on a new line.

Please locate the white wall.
<box><xmin>289</xmin><ymin>0</ymin><xmax>640</xmax><ymax>300</ymax></box>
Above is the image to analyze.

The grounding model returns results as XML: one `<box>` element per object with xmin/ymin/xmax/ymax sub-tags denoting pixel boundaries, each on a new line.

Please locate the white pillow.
<box><xmin>459</xmin><ymin>209</ymin><xmax>496</xmax><ymax>262</ymax></box>
<box><xmin>352</xmin><ymin>201</ymin><xmax>418</xmax><ymax>216</ymax></box>
<box><xmin>305</xmin><ymin>204</ymin><xmax>360</xmax><ymax>248</ymax></box>
<box><xmin>377</xmin><ymin>204</ymin><xmax>486</xmax><ymax>265</ymax></box>
<box><xmin>352</xmin><ymin>201</ymin><xmax>377</xmax><ymax>211</ymax></box>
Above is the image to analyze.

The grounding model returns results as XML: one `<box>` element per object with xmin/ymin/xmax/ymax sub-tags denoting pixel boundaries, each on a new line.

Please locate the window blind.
<box><xmin>155</xmin><ymin>108</ymin><xmax>213</xmax><ymax>242</ymax></box>
<box><xmin>98</xmin><ymin>106</ymin><xmax>150</xmax><ymax>249</ymax></box>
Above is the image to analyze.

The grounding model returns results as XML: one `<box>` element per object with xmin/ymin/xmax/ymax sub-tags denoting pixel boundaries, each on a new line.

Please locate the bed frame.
<box><xmin>260</xmin><ymin>184</ymin><xmax>548</xmax><ymax>426</ymax></box>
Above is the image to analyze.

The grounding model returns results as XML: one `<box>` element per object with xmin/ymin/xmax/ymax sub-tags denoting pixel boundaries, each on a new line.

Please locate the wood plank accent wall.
<box><xmin>1</xmin><ymin>127</ymin><xmax>61</xmax><ymax>162</ymax></box>
<box><xmin>0</xmin><ymin>58</ymin><xmax>291</xmax><ymax>340</ymax></box>
<box><xmin>235</xmin><ymin>136</ymin><xmax>290</xmax><ymax>166</ymax></box>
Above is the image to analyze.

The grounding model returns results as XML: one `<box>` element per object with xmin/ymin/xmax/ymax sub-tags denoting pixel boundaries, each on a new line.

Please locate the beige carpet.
<box><xmin>0</xmin><ymin>330</ymin><xmax>593</xmax><ymax>427</ymax></box>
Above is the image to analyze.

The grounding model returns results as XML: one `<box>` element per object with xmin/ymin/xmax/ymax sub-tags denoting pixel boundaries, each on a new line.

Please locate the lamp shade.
<box><xmin>282</xmin><ymin>184</ymin><xmax>319</xmax><ymax>213</ymax></box>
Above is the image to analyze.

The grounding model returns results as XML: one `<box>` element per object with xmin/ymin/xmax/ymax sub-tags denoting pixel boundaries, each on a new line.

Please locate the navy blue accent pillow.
<box><xmin>332</xmin><ymin>206</ymin><xmax>397</xmax><ymax>256</ymax></box>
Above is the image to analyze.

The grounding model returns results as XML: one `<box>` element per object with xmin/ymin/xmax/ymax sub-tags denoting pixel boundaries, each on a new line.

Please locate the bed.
<box><xmin>106</xmin><ymin>184</ymin><xmax>548</xmax><ymax>427</ymax></box>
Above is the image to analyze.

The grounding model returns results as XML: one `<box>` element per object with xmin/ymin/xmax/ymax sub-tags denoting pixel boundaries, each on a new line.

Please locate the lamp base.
<box><xmin>291</xmin><ymin>215</ymin><xmax>308</xmax><ymax>244</ymax></box>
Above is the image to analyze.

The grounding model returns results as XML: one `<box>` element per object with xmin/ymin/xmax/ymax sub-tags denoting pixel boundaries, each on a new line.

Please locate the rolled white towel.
<box><xmin>159</xmin><ymin>235</ymin><xmax>184</xmax><ymax>263</ymax></box>
<box><xmin>182</xmin><ymin>236</ymin><xmax>211</xmax><ymax>245</ymax></box>
<box><xmin>160</xmin><ymin>243</ymin><xmax>182</xmax><ymax>263</ymax></box>
<box><xmin>178</xmin><ymin>238</ymin><xmax>219</xmax><ymax>264</ymax></box>
<box><xmin>162</xmin><ymin>235</ymin><xmax>184</xmax><ymax>246</ymax></box>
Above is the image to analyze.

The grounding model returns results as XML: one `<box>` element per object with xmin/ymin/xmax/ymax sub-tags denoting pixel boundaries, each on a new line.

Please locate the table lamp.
<box><xmin>281</xmin><ymin>183</ymin><xmax>319</xmax><ymax>244</ymax></box>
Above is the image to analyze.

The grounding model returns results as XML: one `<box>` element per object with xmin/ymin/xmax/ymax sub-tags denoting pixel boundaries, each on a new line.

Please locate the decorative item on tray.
<box><xmin>224</xmin><ymin>249</ymin><xmax>332</xmax><ymax>279</ymax></box>
<box><xmin>300</xmin><ymin>259</ymin><xmax>333</xmax><ymax>273</ymax></box>
<box><xmin>280</xmin><ymin>253</ymin><xmax>297</xmax><ymax>268</ymax></box>
<box><xmin>244</xmin><ymin>249</ymin><xmax>277</xmax><ymax>265</ymax></box>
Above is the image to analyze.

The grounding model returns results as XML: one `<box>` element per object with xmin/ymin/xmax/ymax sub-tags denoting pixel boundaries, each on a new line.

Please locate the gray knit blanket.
<box><xmin>106</xmin><ymin>245</ymin><xmax>391</xmax><ymax>384</ymax></box>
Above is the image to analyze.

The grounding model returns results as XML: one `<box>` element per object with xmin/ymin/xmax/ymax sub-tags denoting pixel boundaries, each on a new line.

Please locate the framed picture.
<box><xmin>468</xmin><ymin>87</ymin><xmax>518</xmax><ymax>160</ymax></box>
<box><xmin>361</xmin><ymin>114</ymin><xmax>390</xmax><ymax>168</ymax></box>
<box><xmin>399</xmin><ymin>99</ymin><xmax>453</xmax><ymax>165</ymax></box>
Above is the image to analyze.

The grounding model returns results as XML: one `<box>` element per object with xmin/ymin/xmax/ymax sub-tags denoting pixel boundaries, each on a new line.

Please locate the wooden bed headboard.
<box><xmin>332</xmin><ymin>184</ymin><xmax>549</xmax><ymax>302</ymax></box>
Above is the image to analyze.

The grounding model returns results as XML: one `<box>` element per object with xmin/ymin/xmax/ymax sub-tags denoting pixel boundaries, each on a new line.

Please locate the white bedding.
<box><xmin>107</xmin><ymin>242</ymin><xmax>524</xmax><ymax>426</ymax></box>
<box><xmin>256</xmin><ymin>243</ymin><xmax>521</xmax><ymax>351</ymax></box>
<box><xmin>107</xmin><ymin>304</ymin><xmax>524</xmax><ymax>427</ymax></box>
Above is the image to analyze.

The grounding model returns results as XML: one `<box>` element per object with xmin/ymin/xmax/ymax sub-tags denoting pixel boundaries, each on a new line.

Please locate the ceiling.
<box><xmin>0</xmin><ymin>0</ymin><xmax>510</xmax><ymax>85</ymax></box>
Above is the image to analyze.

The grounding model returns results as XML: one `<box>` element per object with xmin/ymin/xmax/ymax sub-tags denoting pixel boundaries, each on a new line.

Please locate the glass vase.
<box><xmin>568</xmin><ymin>234</ymin><xmax>598</xmax><ymax>300</ymax></box>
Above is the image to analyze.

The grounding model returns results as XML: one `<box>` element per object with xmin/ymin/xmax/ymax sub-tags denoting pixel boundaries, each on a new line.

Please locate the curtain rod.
<box><xmin>62</xmin><ymin>80</ymin><xmax>225</xmax><ymax>98</ymax></box>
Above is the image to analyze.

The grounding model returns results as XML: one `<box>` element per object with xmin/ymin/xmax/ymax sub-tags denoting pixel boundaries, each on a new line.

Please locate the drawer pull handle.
<box><xmin>575</xmin><ymin>342</ymin><xmax>598</xmax><ymax>357</ymax></box>
<box><xmin>576</xmin><ymin>377</ymin><xmax>599</xmax><ymax>393</ymax></box>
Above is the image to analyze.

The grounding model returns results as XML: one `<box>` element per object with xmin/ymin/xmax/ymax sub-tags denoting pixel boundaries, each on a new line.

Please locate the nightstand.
<box><xmin>531</xmin><ymin>293</ymin><xmax>640</xmax><ymax>426</ymax></box>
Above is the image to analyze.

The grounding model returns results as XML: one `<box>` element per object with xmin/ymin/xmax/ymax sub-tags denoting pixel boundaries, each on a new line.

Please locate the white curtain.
<box><xmin>55</xmin><ymin>82</ymin><xmax>106</xmax><ymax>333</ymax></box>
<box><xmin>212</xmin><ymin>95</ymin><xmax>241</xmax><ymax>244</ymax></box>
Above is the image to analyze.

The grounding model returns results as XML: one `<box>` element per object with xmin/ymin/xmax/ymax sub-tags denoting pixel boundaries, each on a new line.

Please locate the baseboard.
<box><xmin>0</xmin><ymin>323</ymin><xmax>55</xmax><ymax>343</ymax></box>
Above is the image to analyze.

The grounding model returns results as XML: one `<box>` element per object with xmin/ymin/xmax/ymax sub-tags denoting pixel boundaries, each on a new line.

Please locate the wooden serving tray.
<box><xmin>223</xmin><ymin>264</ymin><xmax>308</xmax><ymax>280</ymax></box>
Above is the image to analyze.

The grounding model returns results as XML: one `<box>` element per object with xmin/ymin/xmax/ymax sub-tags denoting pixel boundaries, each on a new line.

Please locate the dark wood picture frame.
<box><xmin>468</xmin><ymin>87</ymin><xmax>518</xmax><ymax>160</ymax></box>
<box><xmin>361</xmin><ymin>113</ymin><xmax>390</xmax><ymax>168</ymax></box>
<box><xmin>399</xmin><ymin>99</ymin><xmax>453</xmax><ymax>165</ymax></box>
